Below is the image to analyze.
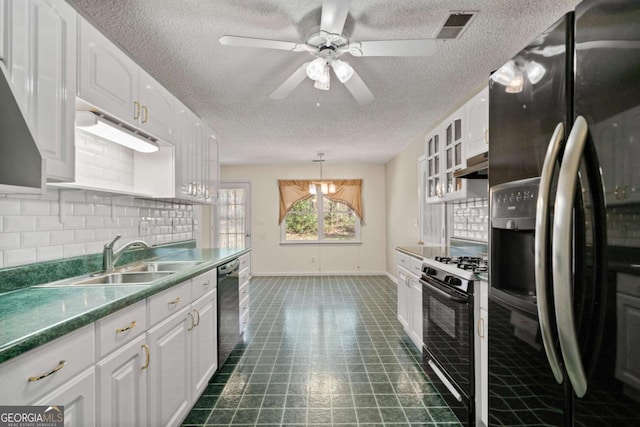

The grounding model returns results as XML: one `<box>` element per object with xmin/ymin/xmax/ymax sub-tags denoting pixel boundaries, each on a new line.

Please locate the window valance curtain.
<box><xmin>278</xmin><ymin>179</ymin><xmax>363</xmax><ymax>224</ymax></box>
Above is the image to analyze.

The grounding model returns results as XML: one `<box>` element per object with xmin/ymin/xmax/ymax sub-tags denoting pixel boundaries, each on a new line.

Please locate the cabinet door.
<box><xmin>397</xmin><ymin>266</ymin><xmax>410</xmax><ymax>329</ymax></box>
<box><xmin>208</xmin><ymin>132</ymin><xmax>219</xmax><ymax>203</ymax></box>
<box><xmin>410</xmin><ymin>275</ymin><xmax>423</xmax><ymax>349</ymax></box>
<box><xmin>6</xmin><ymin>0</ymin><xmax>76</xmax><ymax>181</ymax></box>
<box><xmin>443</xmin><ymin>109</ymin><xmax>465</xmax><ymax>198</ymax></box>
<box><xmin>191</xmin><ymin>291</ymin><xmax>217</xmax><ymax>401</ymax></box>
<box><xmin>138</xmin><ymin>70</ymin><xmax>174</xmax><ymax>142</ymax></box>
<box><xmin>465</xmin><ymin>87</ymin><xmax>489</xmax><ymax>158</ymax></box>
<box><xmin>78</xmin><ymin>17</ymin><xmax>137</xmax><ymax>125</ymax></box>
<box><xmin>96</xmin><ymin>335</ymin><xmax>148</xmax><ymax>427</ymax></box>
<box><xmin>32</xmin><ymin>367</ymin><xmax>96</xmax><ymax>427</ymax></box>
<box><xmin>479</xmin><ymin>308</ymin><xmax>488</xmax><ymax>426</ymax></box>
<box><xmin>174</xmin><ymin>101</ymin><xmax>196</xmax><ymax>199</ymax></box>
<box><xmin>147</xmin><ymin>307</ymin><xmax>191</xmax><ymax>427</ymax></box>
<box><xmin>425</xmin><ymin>129</ymin><xmax>442</xmax><ymax>202</ymax></box>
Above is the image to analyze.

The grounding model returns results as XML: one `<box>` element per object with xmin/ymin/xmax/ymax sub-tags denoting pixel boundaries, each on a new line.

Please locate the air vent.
<box><xmin>436</xmin><ymin>12</ymin><xmax>475</xmax><ymax>40</ymax></box>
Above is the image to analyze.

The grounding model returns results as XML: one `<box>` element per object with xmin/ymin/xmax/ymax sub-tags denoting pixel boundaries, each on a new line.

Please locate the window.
<box><xmin>278</xmin><ymin>179</ymin><xmax>363</xmax><ymax>244</ymax></box>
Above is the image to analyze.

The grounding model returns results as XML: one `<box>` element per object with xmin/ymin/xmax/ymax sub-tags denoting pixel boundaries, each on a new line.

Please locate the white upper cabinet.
<box><xmin>425</xmin><ymin>88</ymin><xmax>489</xmax><ymax>203</ymax></box>
<box><xmin>5</xmin><ymin>0</ymin><xmax>76</xmax><ymax>182</ymax></box>
<box><xmin>78</xmin><ymin>17</ymin><xmax>174</xmax><ymax>143</ymax></box>
<box><xmin>465</xmin><ymin>86</ymin><xmax>489</xmax><ymax>158</ymax></box>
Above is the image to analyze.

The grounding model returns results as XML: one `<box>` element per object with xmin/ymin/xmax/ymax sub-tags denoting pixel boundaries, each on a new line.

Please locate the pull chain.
<box><xmin>316</xmin><ymin>89</ymin><xmax>320</xmax><ymax>107</ymax></box>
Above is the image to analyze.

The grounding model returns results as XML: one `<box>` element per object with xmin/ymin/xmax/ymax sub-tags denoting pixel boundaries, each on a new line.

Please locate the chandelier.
<box><xmin>309</xmin><ymin>153</ymin><xmax>336</xmax><ymax>195</ymax></box>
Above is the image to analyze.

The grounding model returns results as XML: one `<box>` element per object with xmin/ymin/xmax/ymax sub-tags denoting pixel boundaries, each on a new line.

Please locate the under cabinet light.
<box><xmin>75</xmin><ymin>111</ymin><xmax>159</xmax><ymax>153</ymax></box>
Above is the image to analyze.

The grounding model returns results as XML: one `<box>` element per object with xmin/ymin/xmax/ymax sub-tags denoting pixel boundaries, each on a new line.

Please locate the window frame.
<box><xmin>280</xmin><ymin>190</ymin><xmax>362</xmax><ymax>245</ymax></box>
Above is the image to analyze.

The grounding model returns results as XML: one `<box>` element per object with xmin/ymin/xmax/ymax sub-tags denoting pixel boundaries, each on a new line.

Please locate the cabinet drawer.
<box><xmin>239</xmin><ymin>266</ymin><xmax>250</xmax><ymax>288</ymax></box>
<box><xmin>409</xmin><ymin>257</ymin><xmax>423</xmax><ymax>277</ymax></box>
<box><xmin>239</xmin><ymin>253</ymin><xmax>250</xmax><ymax>271</ymax></box>
<box><xmin>148</xmin><ymin>280</ymin><xmax>191</xmax><ymax>326</ymax></box>
<box><xmin>96</xmin><ymin>300</ymin><xmax>147</xmax><ymax>358</ymax></box>
<box><xmin>239</xmin><ymin>281</ymin><xmax>249</xmax><ymax>303</ymax></box>
<box><xmin>191</xmin><ymin>268</ymin><xmax>216</xmax><ymax>302</ymax></box>
<box><xmin>0</xmin><ymin>325</ymin><xmax>94</xmax><ymax>405</ymax></box>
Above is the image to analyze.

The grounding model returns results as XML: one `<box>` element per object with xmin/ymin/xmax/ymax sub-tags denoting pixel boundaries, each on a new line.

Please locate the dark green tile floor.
<box><xmin>182</xmin><ymin>276</ymin><xmax>460</xmax><ymax>426</ymax></box>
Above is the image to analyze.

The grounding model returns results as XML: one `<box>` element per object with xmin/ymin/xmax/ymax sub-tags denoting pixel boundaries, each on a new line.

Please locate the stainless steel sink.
<box><xmin>126</xmin><ymin>261</ymin><xmax>203</xmax><ymax>272</ymax></box>
<box><xmin>74</xmin><ymin>272</ymin><xmax>174</xmax><ymax>285</ymax></box>
<box><xmin>36</xmin><ymin>271</ymin><xmax>175</xmax><ymax>287</ymax></box>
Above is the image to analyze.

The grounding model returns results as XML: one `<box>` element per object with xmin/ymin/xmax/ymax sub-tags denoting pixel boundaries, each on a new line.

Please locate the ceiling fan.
<box><xmin>219</xmin><ymin>0</ymin><xmax>439</xmax><ymax>105</ymax></box>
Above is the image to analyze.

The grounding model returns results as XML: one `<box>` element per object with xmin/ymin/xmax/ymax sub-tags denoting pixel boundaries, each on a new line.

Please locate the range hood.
<box><xmin>0</xmin><ymin>63</ymin><xmax>45</xmax><ymax>193</ymax></box>
<box><xmin>454</xmin><ymin>152</ymin><xmax>488</xmax><ymax>179</ymax></box>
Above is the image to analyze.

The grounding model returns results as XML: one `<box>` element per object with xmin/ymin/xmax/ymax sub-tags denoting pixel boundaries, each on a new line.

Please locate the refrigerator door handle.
<box><xmin>535</xmin><ymin>122</ymin><xmax>565</xmax><ymax>385</ymax></box>
<box><xmin>552</xmin><ymin>116</ymin><xmax>589</xmax><ymax>398</ymax></box>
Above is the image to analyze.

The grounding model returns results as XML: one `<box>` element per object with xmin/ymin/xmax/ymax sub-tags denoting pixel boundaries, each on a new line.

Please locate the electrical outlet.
<box><xmin>311</xmin><ymin>257</ymin><xmax>316</xmax><ymax>262</ymax></box>
<box><xmin>139</xmin><ymin>220</ymin><xmax>150</xmax><ymax>236</ymax></box>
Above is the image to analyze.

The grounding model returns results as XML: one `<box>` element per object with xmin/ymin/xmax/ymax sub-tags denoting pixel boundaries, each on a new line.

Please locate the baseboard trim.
<box><xmin>251</xmin><ymin>271</ymin><xmax>388</xmax><ymax>277</ymax></box>
<box><xmin>385</xmin><ymin>272</ymin><xmax>398</xmax><ymax>284</ymax></box>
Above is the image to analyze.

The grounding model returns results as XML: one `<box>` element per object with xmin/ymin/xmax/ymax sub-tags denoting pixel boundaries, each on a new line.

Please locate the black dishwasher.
<box><xmin>217</xmin><ymin>258</ymin><xmax>240</xmax><ymax>368</ymax></box>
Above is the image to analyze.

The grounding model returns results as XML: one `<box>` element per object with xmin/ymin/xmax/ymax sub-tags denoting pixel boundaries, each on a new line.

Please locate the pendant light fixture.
<box><xmin>309</xmin><ymin>153</ymin><xmax>336</xmax><ymax>195</ymax></box>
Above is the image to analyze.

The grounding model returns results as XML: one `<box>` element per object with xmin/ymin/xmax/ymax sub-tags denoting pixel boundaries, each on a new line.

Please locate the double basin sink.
<box><xmin>38</xmin><ymin>261</ymin><xmax>203</xmax><ymax>287</ymax></box>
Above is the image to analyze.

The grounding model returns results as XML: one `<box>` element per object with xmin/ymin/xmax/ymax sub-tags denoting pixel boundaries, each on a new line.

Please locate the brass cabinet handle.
<box><xmin>28</xmin><ymin>360</ymin><xmax>66</xmax><ymax>382</ymax></box>
<box><xmin>116</xmin><ymin>320</ymin><xmax>137</xmax><ymax>334</ymax></box>
<box><xmin>194</xmin><ymin>309</ymin><xmax>200</xmax><ymax>327</ymax></box>
<box><xmin>141</xmin><ymin>344</ymin><xmax>150</xmax><ymax>370</ymax></box>
<box><xmin>142</xmin><ymin>105</ymin><xmax>148</xmax><ymax>123</ymax></box>
<box><xmin>133</xmin><ymin>101</ymin><xmax>141</xmax><ymax>120</ymax></box>
<box><xmin>168</xmin><ymin>296</ymin><xmax>181</xmax><ymax>306</ymax></box>
<box><xmin>188</xmin><ymin>312</ymin><xmax>195</xmax><ymax>331</ymax></box>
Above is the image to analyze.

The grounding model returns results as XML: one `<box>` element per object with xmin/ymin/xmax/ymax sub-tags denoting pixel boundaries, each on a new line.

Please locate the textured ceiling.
<box><xmin>69</xmin><ymin>0</ymin><xmax>581</xmax><ymax>165</ymax></box>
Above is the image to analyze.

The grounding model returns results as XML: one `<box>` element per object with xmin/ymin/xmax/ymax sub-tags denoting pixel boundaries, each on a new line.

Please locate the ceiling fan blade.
<box><xmin>349</xmin><ymin>39</ymin><xmax>437</xmax><ymax>57</ymax></box>
<box><xmin>270</xmin><ymin>63</ymin><xmax>310</xmax><ymax>100</ymax></box>
<box><xmin>320</xmin><ymin>0</ymin><xmax>351</xmax><ymax>35</ymax></box>
<box><xmin>342</xmin><ymin>70</ymin><xmax>374</xmax><ymax>105</ymax></box>
<box><xmin>219</xmin><ymin>35</ymin><xmax>307</xmax><ymax>52</ymax></box>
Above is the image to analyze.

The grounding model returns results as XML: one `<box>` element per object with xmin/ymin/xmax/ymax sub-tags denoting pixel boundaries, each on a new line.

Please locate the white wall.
<box><xmin>221</xmin><ymin>163</ymin><xmax>386</xmax><ymax>275</ymax></box>
<box><xmin>384</xmin><ymin>136</ymin><xmax>425</xmax><ymax>280</ymax></box>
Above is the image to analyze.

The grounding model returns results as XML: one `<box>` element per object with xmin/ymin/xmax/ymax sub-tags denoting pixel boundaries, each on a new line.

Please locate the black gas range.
<box><xmin>421</xmin><ymin>251</ymin><xmax>484</xmax><ymax>426</ymax></box>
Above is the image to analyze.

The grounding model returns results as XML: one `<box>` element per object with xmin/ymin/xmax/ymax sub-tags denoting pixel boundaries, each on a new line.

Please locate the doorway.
<box><xmin>215</xmin><ymin>181</ymin><xmax>251</xmax><ymax>249</ymax></box>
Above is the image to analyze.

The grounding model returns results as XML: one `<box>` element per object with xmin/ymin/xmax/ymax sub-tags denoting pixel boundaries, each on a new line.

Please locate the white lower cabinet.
<box><xmin>190</xmin><ymin>290</ymin><xmax>218</xmax><ymax>401</ymax></box>
<box><xmin>147</xmin><ymin>305</ymin><xmax>192</xmax><ymax>427</ymax></box>
<box><xmin>396</xmin><ymin>250</ymin><xmax>424</xmax><ymax>350</ymax></box>
<box><xmin>475</xmin><ymin>280</ymin><xmax>489</xmax><ymax>427</ymax></box>
<box><xmin>96</xmin><ymin>335</ymin><xmax>148</xmax><ymax>427</ymax></box>
<box><xmin>32</xmin><ymin>367</ymin><xmax>96</xmax><ymax>427</ymax></box>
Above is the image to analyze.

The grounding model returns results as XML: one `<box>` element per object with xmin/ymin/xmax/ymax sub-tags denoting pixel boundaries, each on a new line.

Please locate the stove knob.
<box><xmin>424</xmin><ymin>267</ymin><xmax>437</xmax><ymax>276</ymax></box>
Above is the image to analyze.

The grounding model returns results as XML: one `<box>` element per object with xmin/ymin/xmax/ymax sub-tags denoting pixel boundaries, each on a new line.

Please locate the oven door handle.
<box><xmin>534</xmin><ymin>122</ymin><xmax>565</xmax><ymax>385</ymax></box>
<box><xmin>421</xmin><ymin>278</ymin><xmax>468</xmax><ymax>303</ymax></box>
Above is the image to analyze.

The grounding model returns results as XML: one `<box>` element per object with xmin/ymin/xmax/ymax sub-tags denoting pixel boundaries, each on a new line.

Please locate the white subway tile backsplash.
<box><xmin>0</xmin><ymin>187</ymin><xmax>194</xmax><ymax>268</ymax></box>
<box><xmin>21</xmin><ymin>200</ymin><xmax>51</xmax><ymax>216</ymax></box>
<box><xmin>452</xmin><ymin>198</ymin><xmax>488</xmax><ymax>242</ymax></box>
<box><xmin>63</xmin><ymin>243</ymin><xmax>86</xmax><ymax>258</ymax></box>
<box><xmin>4</xmin><ymin>248</ymin><xmax>37</xmax><ymax>267</ymax></box>
<box><xmin>4</xmin><ymin>216</ymin><xmax>37</xmax><ymax>232</ymax></box>
<box><xmin>0</xmin><ymin>233</ymin><xmax>20</xmax><ymax>250</ymax></box>
<box><xmin>37</xmin><ymin>245</ymin><xmax>63</xmax><ymax>262</ymax></box>
<box><xmin>21</xmin><ymin>232</ymin><xmax>50</xmax><ymax>248</ymax></box>
<box><xmin>0</xmin><ymin>199</ymin><xmax>21</xmax><ymax>215</ymax></box>
<box><xmin>74</xmin><ymin>229</ymin><xmax>95</xmax><ymax>242</ymax></box>
<box><xmin>73</xmin><ymin>203</ymin><xmax>94</xmax><ymax>216</ymax></box>
<box><xmin>50</xmin><ymin>230</ymin><xmax>75</xmax><ymax>245</ymax></box>
<box><xmin>63</xmin><ymin>216</ymin><xmax>86</xmax><ymax>230</ymax></box>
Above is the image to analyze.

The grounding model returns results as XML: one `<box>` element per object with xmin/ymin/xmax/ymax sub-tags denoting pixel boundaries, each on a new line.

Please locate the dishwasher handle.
<box><xmin>218</xmin><ymin>259</ymin><xmax>240</xmax><ymax>276</ymax></box>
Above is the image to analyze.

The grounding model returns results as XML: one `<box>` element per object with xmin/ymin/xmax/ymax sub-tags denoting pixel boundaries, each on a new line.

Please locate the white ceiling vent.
<box><xmin>436</xmin><ymin>12</ymin><xmax>476</xmax><ymax>40</ymax></box>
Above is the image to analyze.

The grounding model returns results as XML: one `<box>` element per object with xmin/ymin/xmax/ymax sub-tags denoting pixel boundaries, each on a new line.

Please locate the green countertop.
<box><xmin>0</xmin><ymin>248</ymin><xmax>249</xmax><ymax>364</ymax></box>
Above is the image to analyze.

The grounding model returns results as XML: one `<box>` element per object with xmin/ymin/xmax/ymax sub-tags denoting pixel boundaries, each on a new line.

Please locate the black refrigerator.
<box><xmin>488</xmin><ymin>0</ymin><xmax>640</xmax><ymax>425</ymax></box>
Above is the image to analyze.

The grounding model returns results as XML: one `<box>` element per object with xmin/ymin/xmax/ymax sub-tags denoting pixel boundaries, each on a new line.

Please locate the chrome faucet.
<box><xmin>102</xmin><ymin>234</ymin><xmax>151</xmax><ymax>272</ymax></box>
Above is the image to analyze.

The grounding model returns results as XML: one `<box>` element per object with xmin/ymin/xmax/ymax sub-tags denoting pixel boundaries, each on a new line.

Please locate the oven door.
<box><xmin>421</xmin><ymin>275</ymin><xmax>473</xmax><ymax>395</ymax></box>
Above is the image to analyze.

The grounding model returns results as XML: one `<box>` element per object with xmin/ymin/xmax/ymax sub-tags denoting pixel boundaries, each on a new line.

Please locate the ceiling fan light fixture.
<box><xmin>314</xmin><ymin>67</ymin><xmax>331</xmax><ymax>90</ymax></box>
<box><xmin>306</xmin><ymin>57</ymin><xmax>327</xmax><ymax>80</ymax></box>
<box><xmin>332</xmin><ymin>59</ymin><xmax>354</xmax><ymax>83</ymax></box>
